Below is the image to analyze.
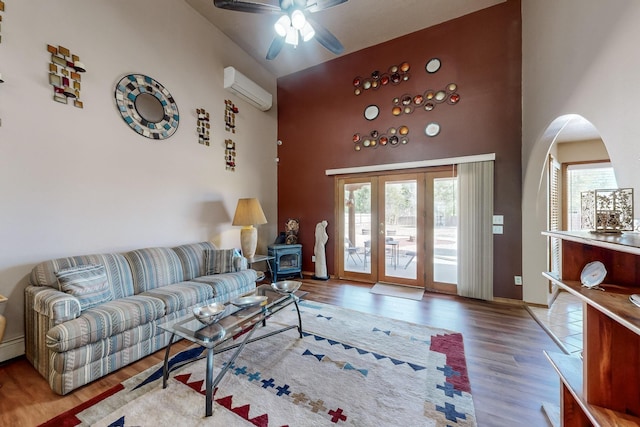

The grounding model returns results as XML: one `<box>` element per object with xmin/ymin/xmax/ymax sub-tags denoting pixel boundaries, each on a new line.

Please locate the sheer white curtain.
<box><xmin>457</xmin><ymin>161</ymin><xmax>494</xmax><ymax>300</ymax></box>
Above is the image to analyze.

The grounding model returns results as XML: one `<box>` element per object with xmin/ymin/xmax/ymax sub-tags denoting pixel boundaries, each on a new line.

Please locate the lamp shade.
<box><xmin>232</xmin><ymin>198</ymin><xmax>267</xmax><ymax>226</ymax></box>
<box><xmin>232</xmin><ymin>198</ymin><xmax>267</xmax><ymax>258</ymax></box>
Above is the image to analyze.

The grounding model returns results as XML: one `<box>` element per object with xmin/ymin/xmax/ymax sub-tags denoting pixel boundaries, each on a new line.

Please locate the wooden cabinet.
<box><xmin>542</xmin><ymin>231</ymin><xmax>640</xmax><ymax>426</ymax></box>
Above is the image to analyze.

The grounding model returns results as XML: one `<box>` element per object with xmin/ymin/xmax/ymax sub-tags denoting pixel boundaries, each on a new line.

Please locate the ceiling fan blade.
<box><xmin>213</xmin><ymin>0</ymin><xmax>281</xmax><ymax>14</ymax></box>
<box><xmin>280</xmin><ymin>0</ymin><xmax>306</xmax><ymax>10</ymax></box>
<box><xmin>266</xmin><ymin>37</ymin><xmax>286</xmax><ymax>60</ymax></box>
<box><xmin>306</xmin><ymin>16</ymin><xmax>344</xmax><ymax>55</ymax></box>
<box><xmin>305</xmin><ymin>0</ymin><xmax>348</xmax><ymax>13</ymax></box>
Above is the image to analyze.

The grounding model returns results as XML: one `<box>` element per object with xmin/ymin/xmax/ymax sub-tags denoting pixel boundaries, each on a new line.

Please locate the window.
<box><xmin>565</xmin><ymin>162</ymin><xmax>617</xmax><ymax>230</ymax></box>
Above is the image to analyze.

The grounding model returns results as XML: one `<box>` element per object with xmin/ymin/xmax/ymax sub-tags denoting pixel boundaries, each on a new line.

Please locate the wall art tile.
<box><xmin>196</xmin><ymin>108</ymin><xmax>210</xmax><ymax>146</ymax></box>
<box><xmin>225</xmin><ymin>99</ymin><xmax>238</xmax><ymax>133</ymax></box>
<box><xmin>47</xmin><ymin>44</ymin><xmax>86</xmax><ymax>108</ymax></box>
<box><xmin>225</xmin><ymin>139</ymin><xmax>236</xmax><ymax>171</ymax></box>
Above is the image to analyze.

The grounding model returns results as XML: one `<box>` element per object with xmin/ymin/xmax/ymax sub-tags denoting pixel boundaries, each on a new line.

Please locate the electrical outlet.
<box><xmin>514</xmin><ymin>276</ymin><xmax>522</xmax><ymax>285</ymax></box>
<box><xmin>312</xmin><ymin>255</ymin><xmax>316</xmax><ymax>262</ymax></box>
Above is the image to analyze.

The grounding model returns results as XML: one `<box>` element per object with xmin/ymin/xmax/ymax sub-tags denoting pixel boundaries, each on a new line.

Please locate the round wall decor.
<box><xmin>114</xmin><ymin>74</ymin><xmax>179</xmax><ymax>140</ymax></box>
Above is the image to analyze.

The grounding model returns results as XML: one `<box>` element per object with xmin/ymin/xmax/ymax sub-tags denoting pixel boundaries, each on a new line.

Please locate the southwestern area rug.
<box><xmin>41</xmin><ymin>301</ymin><xmax>477</xmax><ymax>426</ymax></box>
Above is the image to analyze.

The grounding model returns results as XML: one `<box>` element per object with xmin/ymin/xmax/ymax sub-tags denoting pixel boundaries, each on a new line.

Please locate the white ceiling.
<box><xmin>555</xmin><ymin>116</ymin><xmax>601</xmax><ymax>143</ymax></box>
<box><xmin>185</xmin><ymin>0</ymin><xmax>506</xmax><ymax>78</ymax></box>
<box><xmin>185</xmin><ymin>0</ymin><xmax>602</xmax><ymax>142</ymax></box>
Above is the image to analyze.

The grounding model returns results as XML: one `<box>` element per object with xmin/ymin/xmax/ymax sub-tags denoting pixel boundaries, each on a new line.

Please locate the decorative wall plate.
<box><xmin>425</xmin><ymin>58</ymin><xmax>441</xmax><ymax>73</ymax></box>
<box><xmin>115</xmin><ymin>74</ymin><xmax>179</xmax><ymax>140</ymax></box>
<box><xmin>364</xmin><ymin>105</ymin><xmax>379</xmax><ymax>121</ymax></box>
<box><xmin>425</xmin><ymin>122</ymin><xmax>440</xmax><ymax>137</ymax></box>
<box><xmin>434</xmin><ymin>90</ymin><xmax>447</xmax><ymax>102</ymax></box>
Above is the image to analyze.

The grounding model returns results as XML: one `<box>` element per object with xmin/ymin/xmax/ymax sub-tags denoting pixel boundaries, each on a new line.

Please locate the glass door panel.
<box><xmin>337</xmin><ymin>177</ymin><xmax>377</xmax><ymax>282</ymax></box>
<box><xmin>378</xmin><ymin>174</ymin><xmax>422</xmax><ymax>287</ymax></box>
<box><xmin>433</xmin><ymin>176</ymin><xmax>458</xmax><ymax>285</ymax></box>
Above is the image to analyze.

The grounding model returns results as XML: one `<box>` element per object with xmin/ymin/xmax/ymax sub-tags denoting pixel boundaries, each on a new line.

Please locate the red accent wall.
<box><xmin>276</xmin><ymin>1</ymin><xmax>522</xmax><ymax>299</ymax></box>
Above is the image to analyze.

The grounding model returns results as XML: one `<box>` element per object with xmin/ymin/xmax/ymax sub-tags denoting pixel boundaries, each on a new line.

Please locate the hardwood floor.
<box><xmin>0</xmin><ymin>278</ymin><xmax>558</xmax><ymax>426</ymax></box>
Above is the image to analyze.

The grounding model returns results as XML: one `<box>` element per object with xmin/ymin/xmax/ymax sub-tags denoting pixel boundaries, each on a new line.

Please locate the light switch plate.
<box><xmin>493</xmin><ymin>215</ymin><xmax>504</xmax><ymax>225</ymax></box>
<box><xmin>492</xmin><ymin>225</ymin><xmax>503</xmax><ymax>234</ymax></box>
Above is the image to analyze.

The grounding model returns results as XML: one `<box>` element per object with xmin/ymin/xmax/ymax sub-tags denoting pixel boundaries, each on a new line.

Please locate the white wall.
<box><xmin>556</xmin><ymin>139</ymin><xmax>609</xmax><ymax>164</ymax></box>
<box><xmin>0</xmin><ymin>0</ymin><xmax>278</xmax><ymax>359</ymax></box>
<box><xmin>522</xmin><ymin>0</ymin><xmax>640</xmax><ymax>304</ymax></box>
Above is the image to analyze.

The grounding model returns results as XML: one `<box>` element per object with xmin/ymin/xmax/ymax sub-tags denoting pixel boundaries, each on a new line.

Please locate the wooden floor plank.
<box><xmin>0</xmin><ymin>278</ymin><xmax>558</xmax><ymax>426</ymax></box>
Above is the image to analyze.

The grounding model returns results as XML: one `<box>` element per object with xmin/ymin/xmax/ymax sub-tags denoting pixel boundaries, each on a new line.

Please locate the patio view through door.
<box><xmin>336</xmin><ymin>167</ymin><xmax>458</xmax><ymax>291</ymax></box>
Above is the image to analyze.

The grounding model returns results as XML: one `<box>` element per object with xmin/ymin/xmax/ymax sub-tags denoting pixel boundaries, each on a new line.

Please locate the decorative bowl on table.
<box><xmin>193</xmin><ymin>302</ymin><xmax>226</xmax><ymax>325</ymax></box>
<box><xmin>271</xmin><ymin>280</ymin><xmax>302</xmax><ymax>294</ymax></box>
<box><xmin>231</xmin><ymin>295</ymin><xmax>268</xmax><ymax>308</ymax></box>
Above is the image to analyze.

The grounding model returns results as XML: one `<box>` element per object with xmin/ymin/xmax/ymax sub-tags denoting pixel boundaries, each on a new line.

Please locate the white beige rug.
<box><xmin>370</xmin><ymin>283</ymin><xmax>425</xmax><ymax>300</ymax></box>
<box><xmin>40</xmin><ymin>301</ymin><xmax>475</xmax><ymax>426</ymax></box>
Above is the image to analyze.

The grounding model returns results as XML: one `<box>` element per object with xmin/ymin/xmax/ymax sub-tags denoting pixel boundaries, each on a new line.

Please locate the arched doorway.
<box><xmin>522</xmin><ymin>114</ymin><xmax>609</xmax><ymax>306</ymax></box>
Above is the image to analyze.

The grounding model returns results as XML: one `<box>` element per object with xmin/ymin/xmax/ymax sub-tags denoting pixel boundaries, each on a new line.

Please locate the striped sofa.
<box><xmin>24</xmin><ymin>242</ymin><xmax>257</xmax><ymax>395</ymax></box>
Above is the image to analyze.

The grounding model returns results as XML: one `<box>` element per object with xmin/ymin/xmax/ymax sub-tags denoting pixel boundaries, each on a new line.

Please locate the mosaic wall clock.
<box><xmin>114</xmin><ymin>74</ymin><xmax>179</xmax><ymax>140</ymax></box>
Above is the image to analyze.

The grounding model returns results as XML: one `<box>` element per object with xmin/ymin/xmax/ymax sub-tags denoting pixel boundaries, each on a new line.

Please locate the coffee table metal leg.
<box><xmin>293</xmin><ymin>298</ymin><xmax>303</xmax><ymax>338</ymax></box>
<box><xmin>162</xmin><ymin>332</ymin><xmax>177</xmax><ymax>389</ymax></box>
<box><xmin>205</xmin><ymin>347</ymin><xmax>214</xmax><ymax>417</ymax></box>
<box><xmin>204</xmin><ymin>321</ymin><xmax>262</xmax><ymax>417</ymax></box>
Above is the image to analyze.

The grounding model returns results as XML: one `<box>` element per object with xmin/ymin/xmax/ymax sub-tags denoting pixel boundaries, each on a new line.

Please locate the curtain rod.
<box><xmin>325</xmin><ymin>153</ymin><xmax>496</xmax><ymax>176</ymax></box>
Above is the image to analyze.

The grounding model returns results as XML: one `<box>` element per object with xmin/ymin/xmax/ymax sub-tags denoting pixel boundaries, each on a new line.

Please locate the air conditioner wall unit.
<box><xmin>223</xmin><ymin>66</ymin><xmax>273</xmax><ymax>111</ymax></box>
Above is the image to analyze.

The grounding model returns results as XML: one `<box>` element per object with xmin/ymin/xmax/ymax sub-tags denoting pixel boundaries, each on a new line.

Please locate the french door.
<box><xmin>336</xmin><ymin>167</ymin><xmax>457</xmax><ymax>291</ymax></box>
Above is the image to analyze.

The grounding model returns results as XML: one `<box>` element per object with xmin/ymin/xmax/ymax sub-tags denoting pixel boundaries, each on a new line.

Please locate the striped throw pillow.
<box><xmin>55</xmin><ymin>264</ymin><xmax>113</xmax><ymax>311</ymax></box>
<box><xmin>204</xmin><ymin>249</ymin><xmax>242</xmax><ymax>275</ymax></box>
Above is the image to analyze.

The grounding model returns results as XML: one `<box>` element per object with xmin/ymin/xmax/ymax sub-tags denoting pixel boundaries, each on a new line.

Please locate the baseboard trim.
<box><xmin>493</xmin><ymin>296</ymin><xmax>525</xmax><ymax>306</ymax></box>
<box><xmin>0</xmin><ymin>336</ymin><xmax>25</xmax><ymax>362</ymax></box>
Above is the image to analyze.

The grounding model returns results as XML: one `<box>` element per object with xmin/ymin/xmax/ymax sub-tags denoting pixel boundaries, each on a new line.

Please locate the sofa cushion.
<box><xmin>140</xmin><ymin>281</ymin><xmax>213</xmax><ymax>315</ymax></box>
<box><xmin>204</xmin><ymin>248</ymin><xmax>244</xmax><ymax>275</ymax></box>
<box><xmin>55</xmin><ymin>265</ymin><xmax>113</xmax><ymax>311</ymax></box>
<box><xmin>193</xmin><ymin>270</ymin><xmax>258</xmax><ymax>300</ymax></box>
<box><xmin>30</xmin><ymin>253</ymin><xmax>135</xmax><ymax>299</ymax></box>
<box><xmin>51</xmin><ymin>322</ymin><xmax>157</xmax><ymax>373</ymax></box>
<box><xmin>46</xmin><ymin>295</ymin><xmax>166</xmax><ymax>352</ymax></box>
<box><xmin>124</xmin><ymin>247</ymin><xmax>184</xmax><ymax>294</ymax></box>
<box><xmin>172</xmin><ymin>242</ymin><xmax>217</xmax><ymax>280</ymax></box>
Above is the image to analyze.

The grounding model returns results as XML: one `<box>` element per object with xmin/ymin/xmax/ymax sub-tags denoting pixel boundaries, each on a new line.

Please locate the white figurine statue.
<box><xmin>313</xmin><ymin>220</ymin><xmax>329</xmax><ymax>280</ymax></box>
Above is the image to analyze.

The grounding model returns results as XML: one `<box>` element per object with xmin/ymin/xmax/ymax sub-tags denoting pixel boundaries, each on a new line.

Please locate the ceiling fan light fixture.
<box><xmin>300</xmin><ymin>21</ymin><xmax>315</xmax><ymax>42</ymax></box>
<box><xmin>274</xmin><ymin>15</ymin><xmax>291</xmax><ymax>37</ymax></box>
<box><xmin>290</xmin><ymin>9</ymin><xmax>306</xmax><ymax>30</ymax></box>
<box><xmin>285</xmin><ymin>25</ymin><xmax>299</xmax><ymax>46</ymax></box>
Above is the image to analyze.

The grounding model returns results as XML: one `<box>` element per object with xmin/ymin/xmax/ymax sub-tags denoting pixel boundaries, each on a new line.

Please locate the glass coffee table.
<box><xmin>158</xmin><ymin>283</ymin><xmax>306</xmax><ymax>417</ymax></box>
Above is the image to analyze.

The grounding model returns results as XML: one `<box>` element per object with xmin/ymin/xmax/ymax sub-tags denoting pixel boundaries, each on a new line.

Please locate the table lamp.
<box><xmin>232</xmin><ymin>198</ymin><xmax>267</xmax><ymax>258</ymax></box>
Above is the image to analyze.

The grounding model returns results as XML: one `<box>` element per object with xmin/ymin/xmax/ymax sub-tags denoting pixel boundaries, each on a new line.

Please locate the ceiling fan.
<box><xmin>213</xmin><ymin>0</ymin><xmax>347</xmax><ymax>60</ymax></box>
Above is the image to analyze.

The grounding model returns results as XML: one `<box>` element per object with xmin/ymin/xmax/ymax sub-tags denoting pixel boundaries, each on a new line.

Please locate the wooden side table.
<box><xmin>0</xmin><ymin>294</ymin><xmax>7</xmax><ymax>343</ymax></box>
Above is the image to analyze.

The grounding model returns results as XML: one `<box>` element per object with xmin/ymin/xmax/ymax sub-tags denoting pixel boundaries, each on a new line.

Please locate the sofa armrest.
<box><xmin>25</xmin><ymin>285</ymin><xmax>81</xmax><ymax>379</ymax></box>
<box><xmin>27</xmin><ymin>286</ymin><xmax>81</xmax><ymax>324</ymax></box>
